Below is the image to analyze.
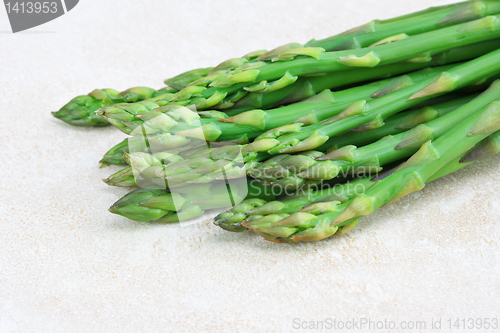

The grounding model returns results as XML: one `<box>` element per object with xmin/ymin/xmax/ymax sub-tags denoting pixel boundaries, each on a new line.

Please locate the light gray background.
<box><xmin>0</xmin><ymin>0</ymin><xmax>499</xmax><ymax>331</ymax></box>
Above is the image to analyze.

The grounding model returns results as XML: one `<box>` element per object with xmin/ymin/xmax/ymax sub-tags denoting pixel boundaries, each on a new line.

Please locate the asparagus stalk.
<box><xmin>53</xmin><ymin>2</ymin><xmax>500</xmax><ymax>127</ymax></box>
<box><xmin>239</xmin><ymin>95</ymin><xmax>472</xmax><ymax>189</ymax></box>
<box><xmin>97</xmin><ymin>98</ymin><xmax>442</xmax><ymax>167</ymax></box>
<box><xmin>215</xmin><ymin>177</ymin><xmax>377</xmax><ymax>232</ymax></box>
<box><xmin>100</xmin><ymin>130</ymin><xmax>221</xmax><ymax>168</ymax></box>
<box><xmin>97</xmin><ymin>64</ymin><xmax>452</xmax><ymax>135</ymax></box>
<box><xmin>106</xmin><ymin>91</ymin><xmax>475</xmax><ymax>190</ymax></box>
<box><xmin>162</xmin><ymin>1</ymin><xmax>497</xmax><ymax>93</ymax></box>
<box><xmin>52</xmin><ymin>86</ymin><xmax>177</xmax><ymax>127</ymax></box>
<box><xmin>221</xmin><ymin>125</ymin><xmax>500</xmax><ymax>235</ymax></box>
<box><xmin>195</xmin><ymin>39</ymin><xmax>500</xmax><ymax>113</ymax></box>
<box><xmin>242</xmin><ymin>100</ymin><xmax>500</xmax><ymax>242</ymax></box>
<box><xmin>250</xmin><ymin>85</ymin><xmax>498</xmax><ymax>185</ymax></box>
<box><xmin>99</xmin><ymin>92</ymin><xmax>479</xmax><ymax>167</ymax></box>
<box><xmin>101</xmin><ymin>40</ymin><xmax>500</xmax><ymax>160</ymax></box>
<box><xmin>162</xmin><ymin>1</ymin><xmax>464</xmax><ymax>91</ymax></box>
<box><xmin>222</xmin><ymin>58</ymin><xmax>446</xmax><ymax>114</ymax></box>
<box><xmin>151</xmin><ymin>14</ymin><xmax>500</xmax><ymax>112</ymax></box>
<box><xmin>100</xmin><ymin>134</ymin><xmax>223</xmax><ymax>167</ymax></box>
<box><xmin>97</xmin><ymin>38</ymin><xmax>500</xmax><ymax>135</ymax></box>
<box><xmin>101</xmin><ymin>59</ymin><xmax>492</xmax><ymax>149</ymax></box>
<box><xmin>215</xmin><ymin>84</ymin><xmax>500</xmax><ymax>230</ymax></box>
<box><xmin>103</xmin><ymin>167</ymin><xmax>137</xmax><ymax>187</ymax></box>
<box><xmin>108</xmin><ymin>178</ymin><xmax>281</xmax><ymax>223</ymax></box>
<box><xmin>115</xmin><ymin>47</ymin><xmax>500</xmax><ymax>189</ymax></box>
<box><xmin>305</xmin><ymin>1</ymin><xmax>500</xmax><ymax>51</ymax></box>
<box><xmin>99</xmin><ymin>139</ymin><xmax>130</xmax><ymax>167</ymax></box>
<box><xmin>127</xmin><ymin>50</ymin><xmax>500</xmax><ymax>186</ymax></box>
<box><xmin>164</xmin><ymin>67</ymin><xmax>214</xmax><ymax>90</ymax></box>
<box><xmin>217</xmin><ymin>128</ymin><xmax>500</xmax><ymax>234</ymax></box>
<box><xmin>316</xmin><ymin>94</ymin><xmax>476</xmax><ymax>151</ymax></box>
<box><xmin>241</xmin><ymin>47</ymin><xmax>500</xmax><ymax>158</ymax></box>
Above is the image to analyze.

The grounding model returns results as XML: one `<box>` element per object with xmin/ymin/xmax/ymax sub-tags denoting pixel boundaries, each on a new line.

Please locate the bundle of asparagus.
<box><xmin>53</xmin><ymin>0</ymin><xmax>500</xmax><ymax>243</ymax></box>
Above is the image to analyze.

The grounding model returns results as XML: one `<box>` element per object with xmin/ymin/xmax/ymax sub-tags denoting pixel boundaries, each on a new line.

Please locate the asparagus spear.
<box><xmin>149</xmin><ymin>14</ymin><xmax>500</xmax><ymax>112</ymax></box>
<box><xmin>220</xmin><ymin>128</ymin><xmax>500</xmax><ymax>234</ymax></box>
<box><xmin>250</xmin><ymin>85</ymin><xmax>499</xmax><ymax>185</ymax></box>
<box><xmin>164</xmin><ymin>67</ymin><xmax>214</xmax><ymax>91</ymax></box>
<box><xmin>97</xmin><ymin>37</ymin><xmax>500</xmax><ymax>135</ymax></box>
<box><xmin>52</xmin><ymin>86</ymin><xmax>177</xmax><ymax>127</ymax></box>
<box><xmin>163</xmin><ymin>1</ymin><xmax>497</xmax><ymax>92</ymax></box>
<box><xmin>305</xmin><ymin>0</ymin><xmax>500</xmax><ymax>51</ymax></box>
<box><xmin>241</xmin><ymin>47</ymin><xmax>500</xmax><ymax>158</ymax></box>
<box><xmin>107</xmin><ymin>95</ymin><xmax>473</xmax><ymax>188</ymax></box>
<box><xmin>102</xmin><ymin>60</ymin><xmax>491</xmax><ymax>149</ymax></box>
<box><xmin>162</xmin><ymin>1</ymin><xmax>466</xmax><ymax>91</ymax></box>
<box><xmin>316</xmin><ymin>94</ymin><xmax>476</xmax><ymax>151</ymax></box>
<box><xmin>53</xmin><ymin>2</ymin><xmax>500</xmax><ymax>127</ymax></box>
<box><xmin>107</xmin><ymin>93</ymin><xmax>486</xmax><ymax>199</ymax></box>
<box><xmin>108</xmin><ymin>178</ymin><xmax>280</xmax><ymax>223</ymax></box>
<box><xmin>98</xmin><ymin>95</ymin><xmax>455</xmax><ymax>167</ymax></box>
<box><xmin>98</xmin><ymin>40</ymin><xmax>500</xmax><ymax>157</ymax></box>
<box><xmin>99</xmin><ymin>90</ymin><xmax>483</xmax><ymax>167</ymax></box>
<box><xmin>99</xmin><ymin>139</ymin><xmax>130</xmax><ymax>167</ymax></box>
<box><xmin>242</xmin><ymin>99</ymin><xmax>500</xmax><ymax>242</ymax></box>
<box><xmin>222</xmin><ymin>57</ymin><xmax>448</xmax><ymax>114</ymax></box>
<box><xmin>215</xmin><ymin>83</ymin><xmax>500</xmax><ymax>230</ymax></box>
<box><xmin>100</xmin><ymin>132</ymin><xmax>226</xmax><ymax>167</ymax></box>
<box><xmin>161</xmin><ymin>1</ymin><xmax>500</xmax><ymax>90</ymax></box>
<box><xmin>100</xmin><ymin>130</ymin><xmax>216</xmax><ymax>167</ymax></box>
<box><xmin>103</xmin><ymin>166</ymin><xmax>137</xmax><ymax>187</ymax></box>
<box><xmin>215</xmin><ymin>177</ymin><xmax>377</xmax><ymax>232</ymax></box>
<box><xmin>118</xmin><ymin>52</ymin><xmax>500</xmax><ymax>190</ymax></box>
<box><xmin>103</xmin><ymin>95</ymin><xmax>466</xmax><ymax>182</ymax></box>
<box><xmin>98</xmin><ymin>64</ymin><xmax>453</xmax><ymax>135</ymax></box>
<box><xmin>124</xmin><ymin>49</ymin><xmax>500</xmax><ymax>187</ymax></box>
<box><xmin>199</xmin><ymin>39</ymin><xmax>500</xmax><ymax>113</ymax></box>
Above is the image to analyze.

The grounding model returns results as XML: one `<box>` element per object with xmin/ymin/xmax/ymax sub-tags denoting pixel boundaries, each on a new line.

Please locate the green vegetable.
<box><xmin>51</xmin><ymin>1</ymin><xmax>500</xmax><ymax>242</ymax></box>
<box><xmin>98</xmin><ymin>65</ymin><xmax>452</xmax><ymax>139</ymax></box>
<box><xmin>306</xmin><ymin>1</ymin><xmax>500</xmax><ymax>51</ymax></box>
<box><xmin>240</xmin><ymin>98</ymin><xmax>500</xmax><ymax>242</ymax></box>
<box><xmin>243</xmin><ymin>48</ymin><xmax>500</xmax><ymax>156</ymax></box>
<box><xmin>215</xmin><ymin>82</ymin><xmax>500</xmax><ymax>230</ymax></box>
<box><xmin>108</xmin><ymin>179</ymin><xmax>280</xmax><ymax>223</ymax></box>
<box><xmin>163</xmin><ymin>1</ymin><xmax>500</xmax><ymax>93</ymax></box>
<box><xmin>121</xmin><ymin>50</ymin><xmax>500</xmax><ymax>187</ymax></box>
<box><xmin>251</xmin><ymin>84</ymin><xmax>499</xmax><ymax>185</ymax></box>
<box><xmin>52</xmin><ymin>86</ymin><xmax>177</xmax><ymax>127</ymax></box>
<box><xmin>53</xmin><ymin>1</ymin><xmax>500</xmax><ymax>127</ymax></box>
<box><xmin>150</xmin><ymin>14</ymin><xmax>500</xmax><ymax>113</ymax></box>
<box><xmin>215</xmin><ymin>177</ymin><xmax>376</xmax><ymax>232</ymax></box>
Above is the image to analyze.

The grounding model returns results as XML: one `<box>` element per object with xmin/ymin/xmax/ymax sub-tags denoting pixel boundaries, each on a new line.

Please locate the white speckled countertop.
<box><xmin>1</xmin><ymin>0</ymin><xmax>499</xmax><ymax>331</ymax></box>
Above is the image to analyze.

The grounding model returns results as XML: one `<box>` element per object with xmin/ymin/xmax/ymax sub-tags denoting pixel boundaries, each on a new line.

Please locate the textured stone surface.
<box><xmin>0</xmin><ymin>0</ymin><xmax>499</xmax><ymax>331</ymax></box>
